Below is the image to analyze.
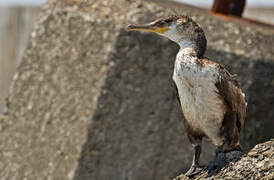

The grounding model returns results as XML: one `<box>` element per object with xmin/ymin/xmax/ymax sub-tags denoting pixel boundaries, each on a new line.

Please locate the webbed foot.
<box><xmin>185</xmin><ymin>165</ymin><xmax>202</xmax><ymax>177</ymax></box>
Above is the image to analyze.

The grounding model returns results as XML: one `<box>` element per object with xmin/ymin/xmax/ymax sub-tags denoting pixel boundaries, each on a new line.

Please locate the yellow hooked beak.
<box><xmin>127</xmin><ymin>23</ymin><xmax>170</xmax><ymax>34</ymax></box>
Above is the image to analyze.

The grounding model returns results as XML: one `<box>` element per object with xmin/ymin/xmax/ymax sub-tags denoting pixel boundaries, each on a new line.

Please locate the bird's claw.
<box><xmin>185</xmin><ymin>165</ymin><xmax>202</xmax><ymax>177</ymax></box>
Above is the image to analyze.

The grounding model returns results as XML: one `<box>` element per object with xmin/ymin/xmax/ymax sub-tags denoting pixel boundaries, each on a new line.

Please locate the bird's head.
<box><xmin>128</xmin><ymin>15</ymin><xmax>207</xmax><ymax>58</ymax></box>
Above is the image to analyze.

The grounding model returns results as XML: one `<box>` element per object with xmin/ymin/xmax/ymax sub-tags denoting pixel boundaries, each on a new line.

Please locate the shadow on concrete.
<box><xmin>205</xmin><ymin>151</ymin><xmax>243</xmax><ymax>177</ymax></box>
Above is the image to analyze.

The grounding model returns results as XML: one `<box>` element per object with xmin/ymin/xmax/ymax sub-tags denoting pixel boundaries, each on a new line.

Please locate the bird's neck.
<box><xmin>178</xmin><ymin>41</ymin><xmax>199</xmax><ymax>58</ymax></box>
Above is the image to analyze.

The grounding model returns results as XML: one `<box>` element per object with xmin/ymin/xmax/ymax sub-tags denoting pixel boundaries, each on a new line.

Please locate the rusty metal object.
<box><xmin>211</xmin><ymin>0</ymin><xmax>246</xmax><ymax>17</ymax></box>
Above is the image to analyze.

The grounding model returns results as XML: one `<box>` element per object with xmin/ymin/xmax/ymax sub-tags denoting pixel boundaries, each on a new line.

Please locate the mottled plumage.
<box><xmin>128</xmin><ymin>15</ymin><xmax>246</xmax><ymax>177</ymax></box>
<box><xmin>173</xmin><ymin>50</ymin><xmax>246</xmax><ymax>150</ymax></box>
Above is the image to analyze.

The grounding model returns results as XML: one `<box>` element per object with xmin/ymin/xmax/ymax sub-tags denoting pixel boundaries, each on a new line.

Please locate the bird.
<box><xmin>128</xmin><ymin>15</ymin><xmax>246</xmax><ymax>177</ymax></box>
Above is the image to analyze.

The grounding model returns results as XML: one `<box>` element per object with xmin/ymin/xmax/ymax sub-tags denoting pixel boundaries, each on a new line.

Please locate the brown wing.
<box><xmin>215</xmin><ymin>65</ymin><xmax>246</xmax><ymax>132</ymax></box>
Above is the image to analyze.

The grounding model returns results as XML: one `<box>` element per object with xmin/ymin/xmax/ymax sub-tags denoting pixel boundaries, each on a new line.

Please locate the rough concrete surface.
<box><xmin>0</xmin><ymin>0</ymin><xmax>273</xmax><ymax>180</ymax></box>
<box><xmin>0</xmin><ymin>7</ymin><xmax>40</xmax><ymax>113</ymax></box>
<box><xmin>174</xmin><ymin>139</ymin><xmax>274</xmax><ymax>180</ymax></box>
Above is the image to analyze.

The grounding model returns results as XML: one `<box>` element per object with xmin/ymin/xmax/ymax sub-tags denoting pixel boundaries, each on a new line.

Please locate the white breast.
<box><xmin>173</xmin><ymin>55</ymin><xmax>226</xmax><ymax>146</ymax></box>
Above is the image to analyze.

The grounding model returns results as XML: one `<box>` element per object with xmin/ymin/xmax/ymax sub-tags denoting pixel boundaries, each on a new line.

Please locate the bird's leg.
<box><xmin>210</xmin><ymin>138</ymin><xmax>230</xmax><ymax>170</ymax></box>
<box><xmin>185</xmin><ymin>145</ymin><xmax>202</xmax><ymax>177</ymax></box>
<box><xmin>215</xmin><ymin>139</ymin><xmax>229</xmax><ymax>156</ymax></box>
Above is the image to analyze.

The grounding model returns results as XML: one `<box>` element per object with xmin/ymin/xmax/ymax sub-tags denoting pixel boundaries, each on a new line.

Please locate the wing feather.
<box><xmin>215</xmin><ymin>65</ymin><xmax>246</xmax><ymax>132</ymax></box>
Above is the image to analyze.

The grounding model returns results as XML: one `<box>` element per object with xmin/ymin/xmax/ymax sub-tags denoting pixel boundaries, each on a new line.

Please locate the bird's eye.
<box><xmin>165</xmin><ymin>18</ymin><xmax>172</xmax><ymax>24</ymax></box>
<box><xmin>157</xmin><ymin>20</ymin><xmax>166</xmax><ymax>27</ymax></box>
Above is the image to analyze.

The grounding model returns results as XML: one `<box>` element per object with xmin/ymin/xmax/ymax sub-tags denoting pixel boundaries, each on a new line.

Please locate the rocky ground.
<box><xmin>174</xmin><ymin>139</ymin><xmax>274</xmax><ymax>179</ymax></box>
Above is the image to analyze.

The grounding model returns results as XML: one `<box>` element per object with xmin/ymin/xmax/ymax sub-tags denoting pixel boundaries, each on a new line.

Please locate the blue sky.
<box><xmin>0</xmin><ymin>0</ymin><xmax>273</xmax><ymax>7</ymax></box>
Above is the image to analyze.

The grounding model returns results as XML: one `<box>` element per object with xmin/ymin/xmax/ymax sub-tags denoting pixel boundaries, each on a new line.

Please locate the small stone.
<box><xmin>248</xmin><ymin>151</ymin><xmax>258</xmax><ymax>157</ymax></box>
<box><xmin>258</xmin><ymin>154</ymin><xmax>264</xmax><ymax>161</ymax></box>
<box><xmin>264</xmin><ymin>172</ymin><xmax>274</xmax><ymax>180</ymax></box>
